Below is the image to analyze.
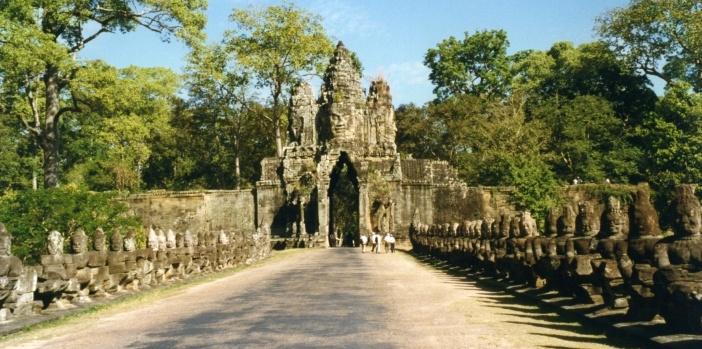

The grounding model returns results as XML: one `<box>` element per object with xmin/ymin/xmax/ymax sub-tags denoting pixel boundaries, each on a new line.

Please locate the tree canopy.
<box><xmin>224</xmin><ymin>2</ymin><xmax>334</xmax><ymax>158</ymax></box>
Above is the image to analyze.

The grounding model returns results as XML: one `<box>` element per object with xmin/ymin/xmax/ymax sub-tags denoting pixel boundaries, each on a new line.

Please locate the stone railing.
<box><xmin>409</xmin><ymin>184</ymin><xmax>702</xmax><ymax>335</ymax></box>
<box><xmin>0</xmin><ymin>224</ymin><xmax>269</xmax><ymax>322</ymax></box>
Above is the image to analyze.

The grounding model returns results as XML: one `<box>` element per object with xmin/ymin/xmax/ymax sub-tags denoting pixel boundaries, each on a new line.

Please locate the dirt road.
<box><xmin>1</xmin><ymin>248</ymin><xmax>640</xmax><ymax>348</ymax></box>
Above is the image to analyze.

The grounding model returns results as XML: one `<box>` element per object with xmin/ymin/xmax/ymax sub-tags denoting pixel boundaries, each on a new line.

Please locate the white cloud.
<box><xmin>308</xmin><ymin>0</ymin><xmax>377</xmax><ymax>38</ymax></box>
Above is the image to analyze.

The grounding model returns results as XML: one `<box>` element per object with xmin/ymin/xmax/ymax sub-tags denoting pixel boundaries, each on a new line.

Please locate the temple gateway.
<box><xmin>256</xmin><ymin>42</ymin><xmax>484</xmax><ymax>247</ymax></box>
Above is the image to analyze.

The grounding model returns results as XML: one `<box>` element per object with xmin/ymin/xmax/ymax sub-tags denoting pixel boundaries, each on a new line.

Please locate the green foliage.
<box><xmin>637</xmin><ymin>82</ymin><xmax>702</xmax><ymax>199</ymax></box>
<box><xmin>424</xmin><ymin>29</ymin><xmax>512</xmax><ymax>100</ymax></box>
<box><xmin>506</xmin><ymin>156</ymin><xmax>562</xmax><ymax>228</ymax></box>
<box><xmin>0</xmin><ymin>188</ymin><xmax>142</xmax><ymax>264</ymax></box>
<box><xmin>61</xmin><ymin>63</ymin><xmax>180</xmax><ymax>192</ymax></box>
<box><xmin>576</xmin><ymin>183</ymin><xmax>634</xmax><ymax>205</ymax></box>
<box><xmin>0</xmin><ymin>0</ymin><xmax>206</xmax><ymax>188</ymax></box>
<box><xmin>597</xmin><ymin>0</ymin><xmax>702</xmax><ymax>91</ymax></box>
<box><xmin>225</xmin><ymin>1</ymin><xmax>335</xmax><ymax>157</ymax></box>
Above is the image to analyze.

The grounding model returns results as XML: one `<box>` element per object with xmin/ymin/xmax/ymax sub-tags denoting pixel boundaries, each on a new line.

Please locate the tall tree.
<box><xmin>184</xmin><ymin>44</ymin><xmax>256</xmax><ymax>190</ymax></box>
<box><xmin>225</xmin><ymin>2</ymin><xmax>334</xmax><ymax>158</ymax></box>
<box><xmin>0</xmin><ymin>0</ymin><xmax>206</xmax><ymax>188</ymax></box>
<box><xmin>424</xmin><ymin>29</ymin><xmax>512</xmax><ymax>100</ymax></box>
<box><xmin>62</xmin><ymin>62</ymin><xmax>180</xmax><ymax>191</ymax></box>
<box><xmin>597</xmin><ymin>0</ymin><xmax>702</xmax><ymax>91</ymax></box>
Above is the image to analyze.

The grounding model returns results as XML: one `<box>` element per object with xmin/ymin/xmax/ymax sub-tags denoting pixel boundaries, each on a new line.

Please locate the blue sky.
<box><xmin>81</xmin><ymin>0</ymin><xmax>632</xmax><ymax>106</ymax></box>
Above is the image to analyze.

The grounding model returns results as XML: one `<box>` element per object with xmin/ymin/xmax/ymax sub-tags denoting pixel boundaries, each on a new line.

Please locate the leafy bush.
<box><xmin>0</xmin><ymin>187</ymin><xmax>142</xmax><ymax>264</ymax></box>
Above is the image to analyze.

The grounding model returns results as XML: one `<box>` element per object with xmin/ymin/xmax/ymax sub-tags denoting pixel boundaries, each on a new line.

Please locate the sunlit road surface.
<box><xmin>3</xmin><ymin>248</ymin><xmax>639</xmax><ymax>349</ymax></box>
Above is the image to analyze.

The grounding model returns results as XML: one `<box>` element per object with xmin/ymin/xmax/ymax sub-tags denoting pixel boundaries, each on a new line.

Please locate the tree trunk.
<box><xmin>273</xmin><ymin>85</ymin><xmax>283</xmax><ymax>158</ymax></box>
<box><xmin>234</xmin><ymin>155</ymin><xmax>241</xmax><ymax>190</ymax></box>
<box><xmin>42</xmin><ymin>66</ymin><xmax>62</xmax><ymax>188</ymax></box>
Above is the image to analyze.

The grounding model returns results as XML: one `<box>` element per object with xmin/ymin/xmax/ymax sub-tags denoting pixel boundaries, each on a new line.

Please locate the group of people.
<box><xmin>359</xmin><ymin>232</ymin><xmax>395</xmax><ymax>253</ymax></box>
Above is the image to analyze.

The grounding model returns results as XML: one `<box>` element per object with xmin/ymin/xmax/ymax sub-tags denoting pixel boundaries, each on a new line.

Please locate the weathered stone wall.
<box><xmin>120</xmin><ymin>190</ymin><xmax>256</xmax><ymax>233</ymax></box>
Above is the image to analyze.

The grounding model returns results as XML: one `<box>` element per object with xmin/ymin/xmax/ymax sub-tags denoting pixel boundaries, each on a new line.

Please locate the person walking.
<box><xmin>384</xmin><ymin>233</ymin><xmax>395</xmax><ymax>253</ymax></box>
<box><xmin>360</xmin><ymin>233</ymin><xmax>368</xmax><ymax>253</ymax></box>
<box><xmin>371</xmin><ymin>232</ymin><xmax>380</xmax><ymax>253</ymax></box>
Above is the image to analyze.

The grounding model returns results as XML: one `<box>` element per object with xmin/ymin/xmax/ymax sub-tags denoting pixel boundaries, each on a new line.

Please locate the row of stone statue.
<box><xmin>0</xmin><ymin>224</ymin><xmax>269</xmax><ymax>321</ymax></box>
<box><xmin>409</xmin><ymin>184</ymin><xmax>702</xmax><ymax>334</ymax></box>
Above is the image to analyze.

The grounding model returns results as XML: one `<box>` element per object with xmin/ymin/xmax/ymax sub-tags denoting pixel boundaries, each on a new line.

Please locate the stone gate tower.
<box><xmin>257</xmin><ymin>42</ymin><xmax>470</xmax><ymax>247</ymax></box>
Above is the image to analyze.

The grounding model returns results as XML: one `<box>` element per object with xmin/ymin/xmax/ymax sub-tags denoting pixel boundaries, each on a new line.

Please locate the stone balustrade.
<box><xmin>0</xmin><ymin>224</ymin><xmax>269</xmax><ymax>322</ymax></box>
<box><xmin>409</xmin><ymin>184</ymin><xmax>702</xmax><ymax>334</ymax></box>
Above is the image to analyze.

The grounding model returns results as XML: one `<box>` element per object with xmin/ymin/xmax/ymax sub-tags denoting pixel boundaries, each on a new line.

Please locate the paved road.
<box><xmin>3</xmin><ymin>248</ymin><xmax>638</xmax><ymax>348</ymax></box>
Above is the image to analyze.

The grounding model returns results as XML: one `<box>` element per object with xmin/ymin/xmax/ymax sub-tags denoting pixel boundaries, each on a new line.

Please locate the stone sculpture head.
<box><xmin>558</xmin><ymin>204</ymin><xmax>577</xmax><ymax>236</ymax></box>
<box><xmin>110</xmin><ymin>230</ymin><xmax>123</xmax><ymax>252</ymax></box>
<box><xmin>70</xmin><ymin>228</ymin><xmax>88</xmax><ymax>254</ymax></box>
<box><xmin>184</xmin><ymin>230</ymin><xmax>193</xmax><ymax>247</ymax></box>
<box><xmin>0</xmin><ymin>223</ymin><xmax>11</xmax><ymax>257</ymax></box>
<box><xmin>176</xmin><ymin>231</ymin><xmax>185</xmax><ymax>248</ymax></box>
<box><xmin>147</xmin><ymin>226</ymin><xmax>158</xmax><ymax>251</ymax></box>
<box><xmin>672</xmin><ymin>184</ymin><xmax>702</xmax><ymax>237</ymax></box>
<box><xmin>123</xmin><ymin>229</ymin><xmax>136</xmax><ymax>251</ymax></box>
<box><xmin>166</xmin><ymin>229</ymin><xmax>176</xmax><ymax>249</ymax></box>
<box><xmin>631</xmin><ymin>185</ymin><xmax>660</xmax><ymax>237</ymax></box>
<box><xmin>218</xmin><ymin>230</ymin><xmax>229</xmax><ymax>245</ymax></box>
<box><xmin>110</xmin><ymin>229</ymin><xmax>122</xmax><ymax>252</ymax></box>
<box><xmin>602</xmin><ymin>196</ymin><xmax>627</xmax><ymax>238</ymax></box>
<box><xmin>509</xmin><ymin>215</ymin><xmax>521</xmax><ymax>238</ymax></box>
<box><xmin>157</xmin><ymin>228</ymin><xmax>167</xmax><ymax>251</ymax></box>
<box><xmin>576</xmin><ymin>201</ymin><xmax>600</xmax><ymax>237</ymax></box>
<box><xmin>520</xmin><ymin>211</ymin><xmax>537</xmax><ymax>237</ymax></box>
<box><xmin>47</xmin><ymin>230</ymin><xmax>64</xmax><ymax>255</ymax></box>
<box><xmin>93</xmin><ymin>228</ymin><xmax>106</xmax><ymax>252</ymax></box>
<box><xmin>545</xmin><ymin>206</ymin><xmax>561</xmax><ymax>237</ymax></box>
<box><xmin>328</xmin><ymin>102</ymin><xmax>356</xmax><ymax>142</ymax></box>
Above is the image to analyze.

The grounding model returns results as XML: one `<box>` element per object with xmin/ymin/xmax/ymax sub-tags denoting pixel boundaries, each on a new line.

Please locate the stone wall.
<box><xmin>120</xmin><ymin>190</ymin><xmax>256</xmax><ymax>233</ymax></box>
<box><xmin>0</xmin><ymin>189</ymin><xmax>268</xmax><ymax>322</ymax></box>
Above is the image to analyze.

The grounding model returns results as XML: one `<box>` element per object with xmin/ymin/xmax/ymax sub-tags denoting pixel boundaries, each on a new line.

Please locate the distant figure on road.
<box><xmin>360</xmin><ymin>233</ymin><xmax>368</xmax><ymax>253</ymax></box>
<box><xmin>384</xmin><ymin>233</ymin><xmax>396</xmax><ymax>253</ymax></box>
<box><xmin>371</xmin><ymin>232</ymin><xmax>380</xmax><ymax>253</ymax></box>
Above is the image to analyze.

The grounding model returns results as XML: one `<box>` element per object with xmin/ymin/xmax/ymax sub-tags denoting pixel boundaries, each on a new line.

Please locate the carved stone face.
<box><xmin>676</xmin><ymin>206</ymin><xmax>702</xmax><ymax>237</ymax></box>
<box><xmin>71</xmin><ymin>229</ymin><xmax>88</xmax><ymax>254</ymax></box>
<box><xmin>673</xmin><ymin>185</ymin><xmax>702</xmax><ymax>237</ymax></box>
<box><xmin>123</xmin><ymin>230</ymin><xmax>136</xmax><ymax>251</ymax></box>
<box><xmin>93</xmin><ymin>228</ymin><xmax>106</xmax><ymax>252</ymax></box>
<box><xmin>47</xmin><ymin>230</ymin><xmax>64</xmax><ymax>255</ymax></box>
<box><xmin>110</xmin><ymin>231</ymin><xmax>123</xmax><ymax>252</ymax></box>
<box><xmin>329</xmin><ymin>104</ymin><xmax>354</xmax><ymax>141</ymax></box>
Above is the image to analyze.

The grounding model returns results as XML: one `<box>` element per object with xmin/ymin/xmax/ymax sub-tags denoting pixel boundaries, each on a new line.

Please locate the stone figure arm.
<box><xmin>654</xmin><ymin>243</ymin><xmax>671</xmax><ymax>269</ymax></box>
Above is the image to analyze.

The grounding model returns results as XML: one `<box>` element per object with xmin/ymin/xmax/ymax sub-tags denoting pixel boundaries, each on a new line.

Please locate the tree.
<box><xmin>60</xmin><ymin>62</ymin><xmax>180</xmax><ymax>191</ymax></box>
<box><xmin>225</xmin><ymin>2</ymin><xmax>334</xmax><ymax>158</ymax></box>
<box><xmin>597</xmin><ymin>0</ymin><xmax>702</xmax><ymax>91</ymax></box>
<box><xmin>0</xmin><ymin>0</ymin><xmax>206</xmax><ymax>188</ymax></box>
<box><xmin>424</xmin><ymin>29</ymin><xmax>512</xmax><ymax>100</ymax></box>
<box><xmin>531</xmin><ymin>95</ymin><xmax>640</xmax><ymax>184</ymax></box>
<box><xmin>183</xmin><ymin>44</ymin><xmax>257</xmax><ymax>190</ymax></box>
<box><xmin>395</xmin><ymin>103</ymin><xmax>441</xmax><ymax>159</ymax></box>
<box><xmin>638</xmin><ymin>82</ymin><xmax>702</xmax><ymax>190</ymax></box>
<box><xmin>512</xmin><ymin>41</ymin><xmax>656</xmax><ymax>127</ymax></box>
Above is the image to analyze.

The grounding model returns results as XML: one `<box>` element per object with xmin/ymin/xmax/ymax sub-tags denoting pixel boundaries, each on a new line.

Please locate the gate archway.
<box><xmin>328</xmin><ymin>152</ymin><xmax>359</xmax><ymax>247</ymax></box>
